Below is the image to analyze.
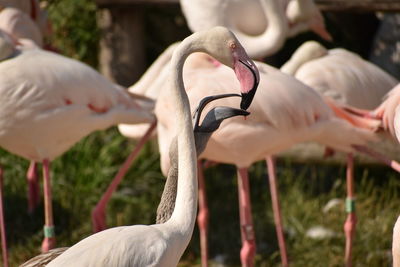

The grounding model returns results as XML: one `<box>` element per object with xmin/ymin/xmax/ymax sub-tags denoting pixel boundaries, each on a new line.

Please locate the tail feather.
<box><xmin>324</xmin><ymin>97</ymin><xmax>381</xmax><ymax>131</ymax></box>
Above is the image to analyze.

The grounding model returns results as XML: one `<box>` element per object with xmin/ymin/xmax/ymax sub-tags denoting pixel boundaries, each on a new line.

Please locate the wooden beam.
<box><xmin>95</xmin><ymin>0</ymin><xmax>178</xmax><ymax>7</ymax></box>
<box><xmin>95</xmin><ymin>0</ymin><xmax>400</xmax><ymax>11</ymax></box>
<box><xmin>316</xmin><ymin>0</ymin><xmax>400</xmax><ymax>12</ymax></box>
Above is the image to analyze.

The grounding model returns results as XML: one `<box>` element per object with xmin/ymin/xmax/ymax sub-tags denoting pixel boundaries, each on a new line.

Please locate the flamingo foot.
<box><xmin>92</xmin><ymin>205</ymin><xmax>107</xmax><ymax>233</ymax></box>
<box><xmin>27</xmin><ymin>161</ymin><xmax>40</xmax><ymax>214</ymax></box>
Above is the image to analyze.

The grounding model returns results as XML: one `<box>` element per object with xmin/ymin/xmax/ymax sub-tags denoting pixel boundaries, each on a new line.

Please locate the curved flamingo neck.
<box><xmin>234</xmin><ymin>0</ymin><xmax>288</xmax><ymax>59</ymax></box>
<box><xmin>165</xmin><ymin>37</ymin><xmax>199</xmax><ymax>240</ymax></box>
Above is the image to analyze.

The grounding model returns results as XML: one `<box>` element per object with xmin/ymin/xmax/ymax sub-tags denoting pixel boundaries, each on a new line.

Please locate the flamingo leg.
<box><xmin>27</xmin><ymin>161</ymin><xmax>40</xmax><ymax>214</ymax></box>
<box><xmin>41</xmin><ymin>159</ymin><xmax>56</xmax><ymax>252</ymax></box>
<box><xmin>237</xmin><ymin>167</ymin><xmax>256</xmax><ymax>267</ymax></box>
<box><xmin>266</xmin><ymin>156</ymin><xmax>289</xmax><ymax>267</ymax></box>
<box><xmin>0</xmin><ymin>166</ymin><xmax>8</xmax><ymax>267</ymax></box>
<box><xmin>92</xmin><ymin>121</ymin><xmax>156</xmax><ymax>232</ymax></box>
<box><xmin>344</xmin><ymin>153</ymin><xmax>356</xmax><ymax>267</ymax></box>
<box><xmin>197</xmin><ymin>161</ymin><xmax>209</xmax><ymax>267</ymax></box>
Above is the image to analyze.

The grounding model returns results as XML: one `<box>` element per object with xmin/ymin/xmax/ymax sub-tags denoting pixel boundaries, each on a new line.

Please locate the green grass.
<box><xmin>3</xmin><ymin>133</ymin><xmax>399</xmax><ymax>266</ymax></box>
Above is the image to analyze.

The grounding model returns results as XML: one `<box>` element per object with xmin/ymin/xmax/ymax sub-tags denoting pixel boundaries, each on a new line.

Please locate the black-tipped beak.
<box><xmin>193</xmin><ymin>93</ymin><xmax>241</xmax><ymax>131</ymax></box>
<box><xmin>238</xmin><ymin>59</ymin><xmax>260</xmax><ymax>110</ymax></box>
<box><xmin>196</xmin><ymin>106</ymin><xmax>250</xmax><ymax>133</ymax></box>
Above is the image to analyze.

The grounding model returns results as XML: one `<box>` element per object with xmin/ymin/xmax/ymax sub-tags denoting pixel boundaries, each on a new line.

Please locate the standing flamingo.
<box><xmin>180</xmin><ymin>0</ymin><xmax>331</xmax><ymax>59</ymax></box>
<box><xmin>93</xmin><ymin>26</ymin><xmax>259</xmax><ymax>232</ymax></box>
<box><xmin>155</xmin><ymin>52</ymin><xmax>400</xmax><ymax>267</ymax></box>
<box><xmin>0</xmin><ymin>37</ymin><xmax>155</xmax><ymax>267</ymax></box>
<box><xmin>21</xmin><ymin>26</ymin><xmax>259</xmax><ymax>267</ymax></box>
<box><xmin>281</xmin><ymin>41</ymin><xmax>398</xmax><ymax>109</ymax></box>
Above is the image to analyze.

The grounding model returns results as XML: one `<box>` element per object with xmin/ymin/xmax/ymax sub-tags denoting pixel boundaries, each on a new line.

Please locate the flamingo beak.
<box><xmin>193</xmin><ymin>93</ymin><xmax>242</xmax><ymax>131</ymax></box>
<box><xmin>236</xmin><ymin>59</ymin><xmax>260</xmax><ymax>110</ymax></box>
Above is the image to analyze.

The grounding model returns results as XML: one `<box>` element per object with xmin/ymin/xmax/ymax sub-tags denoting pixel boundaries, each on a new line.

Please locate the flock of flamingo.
<box><xmin>0</xmin><ymin>0</ymin><xmax>399</xmax><ymax>266</ymax></box>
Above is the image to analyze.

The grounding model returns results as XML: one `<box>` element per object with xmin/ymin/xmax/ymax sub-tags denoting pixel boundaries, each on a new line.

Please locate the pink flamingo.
<box><xmin>92</xmin><ymin>31</ymin><xmax>259</xmax><ymax>232</ymax></box>
<box><xmin>155</xmin><ymin>53</ymin><xmax>400</xmax><ymax>267</ymax></box>
<box><xmin>281</xmin><ymin>41</ymin><xmax>398</xmax><ymax>109</ymax></box>
<box><xmin>0</xmin><ymin>36</ymin><xmax>154</xmax><ymax>267</ymax></box>
<box><xmin>179</xmin><ymin>0</ymin><xmax>331</xmax><ymax>59</ymax></box>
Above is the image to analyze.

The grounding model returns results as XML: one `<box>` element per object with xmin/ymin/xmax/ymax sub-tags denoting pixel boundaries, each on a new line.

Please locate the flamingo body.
<box><xmin>0</xmin><ymin>49</ymin><xmax>153</xmax><ymax>162</ymax></box>
<box><xmin>282</xmin><ymin>41</ymin><xmax>398</xmax><ymax>109</ymax></box>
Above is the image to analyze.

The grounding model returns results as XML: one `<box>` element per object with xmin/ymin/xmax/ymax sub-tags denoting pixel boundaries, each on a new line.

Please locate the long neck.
<box><xmin>234</xmin><ymin>0</ymin><xmax>288</xmax><ymax>59</ymax></box>
<box><xmin>156</xmin><ymin>132</ymin><xmax>212</xmax><ymax>224</ymax></box>
<box><xmin>156</xmin><ymin>139</ymin><xmax>178</xmax><ymax>224</ymax></box>
<box><xmin>165</xmin><ymin>38</ymin><xmax>199</xmax><ymax>239</ymax></box>
<box><xmin>394</xmin><ymin>216</ymin><xmax>400</xmax><ymax>267</ymax></box>
<box><xmin>280</xmin><ymin>45</ymin><xmax>327</xmax><ymax>75</ymax></box>
<box><xmin>128</xmin><ymin>42</ymin><xmax>178</xmax><ymax>95</ymax></box>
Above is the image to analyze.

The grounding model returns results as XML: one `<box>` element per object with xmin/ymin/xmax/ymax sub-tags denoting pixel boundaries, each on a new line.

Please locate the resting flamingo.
<box><xmin>180</xmin><ymin>0</ymin><xmax>331</xmax><ymax>59</ymax></box>
<box><xmin>21</xmin><ymin>26</ymin><xmax>259</xmax><ymax>267</ymax></box>
<box><xmin>0</xmin><ymin>34</ymin><xmax>155</xmax><ymax>267</ymax></box>
<box><xmin>154</xmin><ymin>51</ymin><xmax>400</xmax><ymax>267</ymax></box>
<box><xmin>281</xmin><ymin>41</ymin><xmax>398</xmax><ymax>109</ymax></box>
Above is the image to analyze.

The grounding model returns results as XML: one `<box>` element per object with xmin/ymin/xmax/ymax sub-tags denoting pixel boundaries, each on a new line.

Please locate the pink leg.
<box><xmin>197</xmin><ymin>161</ymin><xmax>209</xmax><ymax>267</ymax></box>
<box><xmin>0</xmin><ymin>166</ymin><xmax>9</xmax><ymax>267</ymax></box>
<box><xmin>92</xmin><ymin>121</ymin><xmax>156</xmax><ymax>232</ymax></box>
<box><xmin>266</xmin><ymin>156</ymin><xmax>289</xmax><ymax>267</ymax></box>
<box><xmin>41</xmin><ymin>159</ymin><xmax>56</xmax><ymax>252</ymax></box>
<box><xmin>27</xmin><ymin>161</ymin><xmax>40</xmax><ymax>214</ymax></box>
<box><xmin>344</xmin><ymin>154</ymin><xmax>356</xmax><ymax>267</ymax></box>
<box><xmin>237</xmin><ymin>167</ymin><xmax>256</xmax><ymax>267</ymax></box>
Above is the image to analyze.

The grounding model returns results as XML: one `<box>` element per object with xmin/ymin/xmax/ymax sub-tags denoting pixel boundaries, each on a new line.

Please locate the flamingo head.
<box><xmin>193</xmin><ymin>27</ymin><xmax>260</xmax><ymax>110</ymax></box>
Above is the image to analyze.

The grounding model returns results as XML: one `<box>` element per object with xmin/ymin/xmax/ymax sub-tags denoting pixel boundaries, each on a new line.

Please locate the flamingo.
<box><xmin>0</xmin><ymin>35</ymin><xmax>155</xmax><ymax>267</ymax></box>
<box><xmin>179</xmin><ymin>0</ymin><xmax>331</xmax><ymax>59</ymax></box>
<box><xmin>154</xmin><ymin>51</ymin><xmax>400</xmax><ymax>267</ymax></box>
<box><xmin>92</xmin><ymin>27</ymin><xmax>259</xmax><ymax>232</ymax></box>
<box><xmin>20</xmin><ymin>26</ymin><xmax>259</xmax><ymax>267</ymax></box>
<box><xmin>281</xmin><ymin>41</ymin><xmax>398</xmax><ymax>109</ymax></box>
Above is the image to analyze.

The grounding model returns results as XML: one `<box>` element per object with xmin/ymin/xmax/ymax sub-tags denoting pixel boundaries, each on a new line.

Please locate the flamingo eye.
<box><xmin>229</xmin><ymin>42</ymin><xmax>236</xmax><ymax>50</ymax></box>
